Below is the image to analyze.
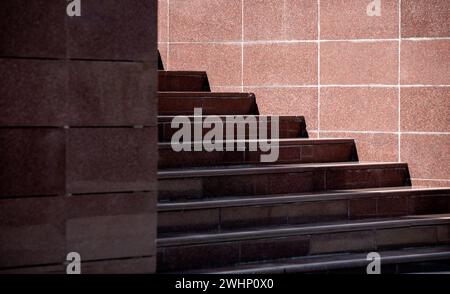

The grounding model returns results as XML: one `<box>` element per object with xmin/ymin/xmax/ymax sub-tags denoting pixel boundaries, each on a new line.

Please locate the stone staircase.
<box><xmin>156</xmin><ymin>54</ymin><xmax>450</xmax><ymax>274</ymax></box>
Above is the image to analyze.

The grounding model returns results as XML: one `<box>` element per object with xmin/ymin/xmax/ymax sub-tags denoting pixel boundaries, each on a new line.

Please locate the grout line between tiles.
<box><xmin>317</xmin><ymin>0</ymin><xmax>321</xmax><ymax>139</ymax></box>
<box><xmin>398</xmin><ymin>0</ymin><xmax>402</xmax><ymax>162</ymax></box>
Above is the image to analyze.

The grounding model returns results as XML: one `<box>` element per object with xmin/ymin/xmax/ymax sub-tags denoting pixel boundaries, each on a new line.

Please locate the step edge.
<box><xmin>157</xmin><ymin>215</ymin><xmax>450</xmax><ymax>247</ymax></box>
<box><xmin>157</xmin><ymin>187</ymin><xmax>450</xmax><ymax>211</ymax></box>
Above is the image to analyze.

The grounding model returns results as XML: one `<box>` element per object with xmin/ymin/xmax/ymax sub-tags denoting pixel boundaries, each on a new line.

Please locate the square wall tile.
<box><xmin>320</xmin><ymin>87</ymin><xmax>398</xmax><ymax>132</ymax></box>
<box><xmin>401</xmin><ymin>87</ymin><xmax>450</xmax><ymax>132</ymax></box>
<box><xmin>244</xmin><ymin>0</ymin><xmax>317</xmax><ymax>40</ymax></box>
<box><xmin>401</xmin><ymin>134</ymin><xmax>450</xmax><ymax>180</ymax></box>
<box><xmin>402</xmin><ymin>0</ymin><xmax>450</xmax><ymax>38</ymax></box>
<box><xmin>169</xmin><ymin>43</ymin><xmax>242</xmax><ymax>87</ymax></box>
<box><xmin>320</xmin><ymin>0</ymin><xmax>398</xmax><ymax>39</ymax></box>
<box><xmin>158</xmin><ymin>0</ymin><xmax>169</xmax><ymax>42</ymax></box>
<box><xmin>320</xmin><ymin>132</ymin><xmax>398</xmax><ymax>162</ymax></box>
<box><xmin>66</xmin><ymin>192</ymin><xmax>156</xmax><ymax>261</ymax></box>
<box><xmin>0</xmin><ymin>129</ymin><xmax>65</xmax><ymax>197</ymax></box>
<box><xmin>412</xmin><ymin>179</ymin><xmax>450</xmax><ymax>188</ymax></box>
<box><xmin>401</xmin><ymin>40</ymin><xmax>450</xmax><ymax>85</ymax></box>
<box><xmin>245</xmin><ymin>87</ymin><xmax>318</xmax><ymax>130</ymax></box>
<box><xmin>67</xmin><ymin>0</ymin><xmax>156</xmax><ymax>61</ymax></box>
<box><xmin>321</xmin><ymin>41</ymin><xmax>398</xmax><ymax>85</ymax></box>
<box><xmin>169</xmin><ymin>0</ymin><xmax>241</xmax><ymax>42</ymax></box>
<box><xmin>0</xmin><ymin>0</ymin><xmax>66</xmax><ymax>58</ymax></box>
<box><xmin>244</xmin><ymin>43</ymin><xmax>317</xmax><ymax>86</ymax></box>
<box><xmin>66</xmin><ymin>127</ymin><xmax>157</xmax><ymax>194</ymax></box>
<box><xmin>67</xmin><ymin>61</ymin><xmax>156</xmax><ymax>127</ymax></box>
<box><xmin>0</xmin><ymin>197</ymin><xmax>65</xmax><ymax>268</ymax></box>
<box><xmin>0</xmin><ymin>59</ymin><xmax>67</xmax><ymax>126</ymax></box>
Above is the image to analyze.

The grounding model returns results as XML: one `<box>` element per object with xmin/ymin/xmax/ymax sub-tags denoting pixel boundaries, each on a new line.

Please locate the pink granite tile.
<box><xmin>158</xmin><ymin>0</ymin><xmax>168</xmax><ymax>42</ymax></box>
<box><xmin>320</xmin><ymin>132</ymin><xmax>399</xmax><ymax>162</ymax></box>
<box><xmin>169</xmin><ymin>0</ymin><xmax>241</xmax><ymax>42</ymax></box>
<box><xmin>321</xmin><ymin>0</ymin><xmax>398</xmax><ymax>39</ymax></box>
<box><xmin>320</xmin><ymin>87</ymin><xmax>398</xmax><ymax>131</ymax></box>
<box><xmin>243</xmin><ymin>43</ymin><xmax>317</xmax><ymax>86</ymax></box>
<box><xmin>401</xmin><ymin>40</ymin><xmax>450</xmax><ymax>85</ymax></box>
<box><xmin>401</xmin><ymin>87</ymin><xmax>450</xmax><ymax>132</ymax></box>
<box><xmin>401</xmin><ymin>134</ymin><xmax>450</xmax><ymax>179</ymax></box>
<box><xmin>169</xmin><ymin>43</ymin><xmax>241</xmax><ymax>87</ymax></box>
<box><xmin>412</xmin><ymin>179</ymin><xmax>450</xmax><ymax>188</ymax></box>
<box><xmin>211</xmin><ymin>86</ymin><xmax>243</xmax><ymax>93</ymax></box>
<box><xmin>402</xmin><ymin>0</ymin><xmax>450</xmax><ymax>38</ymax></box>
<box><xmin>321</xmin><ymin>41</ymin><xmax>398</xmax><ymax>85</ymax></box>
<box><xmin>246</xmin><ymin>87</ymin><xmax>318</xmax><ymax>130</ymax></box>
<box><xmin>244</xmin><ymin>0</ymin><xmax>317</xmax><ymax>40</ymax></box>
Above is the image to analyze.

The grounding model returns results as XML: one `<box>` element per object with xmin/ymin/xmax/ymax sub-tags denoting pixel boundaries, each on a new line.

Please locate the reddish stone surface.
<box><xmin>169</xmin><ymin>0</ymin><xmax>241</xmax><ymax>42</ymax></box>
<box><xmin>0</xmin><ymin>0</ymin><xmax>66</xmax><ymax>58</ymax></box>
<box><xmin>401</xmin><ymin>40</ymin><xmax>450</xmax><ymax>85</ymax></box>
<box><xmin>320</xmin><ymin>0</ymin><xmax>398</xmax><ymax>39</ymax></box>
<box><xmin>66</xmin><ymin>128</ymin><xmax>157</xmax><ymax>194</ymax></box>
<box><xmin>320</xmin><ymin>132</ymin><xmax>398</xmax><ymax>162</ymax></box>
<box><xmin>244</xmin><ymin>0</ymin><xmax>317</xmax><ymax>40</ymax></box>
<box><xmin>245</xmin><ymin>87</ymin><xmax>318</xmax><ymax>130</ymax></box>
<box><xmin>158</xmin><ymin>0</ymin><xmax>169</xmax><ymax>42</ymax></box>
<box><xmin>401</xmin><ymin>134</ymin><xmax>450</xmax><ymax>180</ymax></box>
<box><xmin>321</xmin><ymin>41</ymin><xmax>398</xmax><ymax>85</ymax></box>
<box><xmin>320</xmin><ymin>87</ymin><xmax>398</xmax><ymax>132</ymax></box>
<box><xmin>243</xmin><ymin>43</ymin><xmax>317</xmax><ymax>86</ymax></box>
<box><xmin>401</xmin><ymin>87</ymin><xmax>450</xmax><ymax>132</ymax></box>
<box><xmin>169</xmin><ymin>43</ymin><xmax>241</xmax><ymax>87</ymax></box>
<box><xmin>402</xmin><ymin>0</ymin><xmax>450</xmax><ymax>38</ymax></box>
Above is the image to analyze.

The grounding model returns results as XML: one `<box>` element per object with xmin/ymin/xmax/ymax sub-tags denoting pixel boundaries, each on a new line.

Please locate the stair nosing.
<box><xmin>197</xmin><ymin>246</ymin><xmax>450</xmax><ymax>274</ymax></box>
<box><xmin>157</xmin><ymin>215</ymin><xmax>450</xmax><ymax>247</ymax></box>
<box><xmin>157</xmin><ymin>187</ymin><xmax>450</xmax><ymax>211</ymax></box>
<box><xmin>158</xmin><ymin>162</ymin><xmax>408</xmax><ymax>179</ymax></box>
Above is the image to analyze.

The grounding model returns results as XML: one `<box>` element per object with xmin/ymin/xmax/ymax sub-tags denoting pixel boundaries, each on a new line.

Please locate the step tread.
<box><xmin>158</xmin><ymin>138</ymin><xmax>355</xmax><ymax>148</ymax></box>
<box><xmin>157</xmin><ymin>213</ymin><xmax>450</xmax><ymax>246</ymax></box>
<box><xmin>158</xmin><ymin>186</ymin><xmax>450</xmax><ymax>211</ymax></box>
<box><xmin>182</xmin><ymin>245</ymin><xmax>450</xmax><ymax>274</ymax></box>
<box><xmin>158</xmin><ymin>162</ymin><xmax>408</xmax><ymax>178</ymax></box>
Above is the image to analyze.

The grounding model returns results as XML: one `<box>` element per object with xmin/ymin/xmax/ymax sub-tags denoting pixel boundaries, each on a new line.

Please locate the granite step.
<box><xmin>158</xmin><ymin>115</ymin><xmax>308</xmax><ymax>142</ymax></box>
<box><xmin>158</xmin><ymin>71</ymin><xmax>210</xmax><ymax>92</ymax></box>
<box><xmin>157</xmin><ymin>187</ymin><xmax>450</xmax><ymax>234</ymax></box>
<box><xmin>157</xmin><ymin>214</ymin><xmax>450</xmax><ymax>272</ymax></box>
<box><xmin>158</xmin><ymin>92</ymin><xmax>258</xmax><ymax>116</ymax></box>
<box><xmin>180</xmin><ymin>246</ymin><xmax>450</xmax><ymax>274</ymax></box>
<box><xmin>158</xmin><ymin>162</ymin><xmax>411</xmax><ymax>201</ymax></box>
<box><xmin>158</xmin><ymin>138</ymin><xmax>358</xmax><ymax>169</ymax></box>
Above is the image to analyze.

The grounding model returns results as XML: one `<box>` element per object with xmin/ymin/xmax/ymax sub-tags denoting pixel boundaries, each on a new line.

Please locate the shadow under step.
<box><xmin>158</xmin><ymin>162</ymin><xmax>412</xmax><ymax>201</ymax></box>
<box><xmin>158</xmin><ymin>71</ymin><xmax>210</xmax><ymax>92</ymax></box>
<box><xmin>157</xmin><ymin>214</ymin><xmax>450</xmax><ymax>272</ymax></box>
<box><xmin>180</xmin><ymin>246</ymin><xmax>450</xmax><ymax>274</ymax></box>
<box><xmin>158</xmin><ymin>187</ymin><xmax>450</xmax><ymax>234</ymax></box>
<box><xmin>158</xmin><ymin>115</ymin><xmax>308</xmax><ymax>142</ymax></box>
<box><xmin>158</xmin><ymin>138</ymin><xmax>358</xmax><ymax>169</ymax></box>
<box><xmin>158</xmin><ymin>92</ymin><xmax>259</xmax><ymax>116</ymax></box>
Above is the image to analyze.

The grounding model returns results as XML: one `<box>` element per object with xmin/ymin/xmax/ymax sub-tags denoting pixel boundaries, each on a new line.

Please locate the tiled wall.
<box><xmin>158</xmin><ymin>0</ymin><xmax>450</xmax><ymax>187</ymax></box>
<box><xmin>0</xmin><ymin>0</ymin><xmax>158</xmax><ymax>273</ymax></box>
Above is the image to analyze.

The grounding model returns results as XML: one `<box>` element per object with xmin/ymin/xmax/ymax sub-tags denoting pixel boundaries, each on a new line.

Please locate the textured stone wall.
<box><xmin>0</xmin><ymin>0</ymin><xmax>158</xmax><ymax>273</ymax></box>
<box><xmin>158</xmin><ymin>0</ymin><xmax>450</xmax><ymax>187</ymax></box>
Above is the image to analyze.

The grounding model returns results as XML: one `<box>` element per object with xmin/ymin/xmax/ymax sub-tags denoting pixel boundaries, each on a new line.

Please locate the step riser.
<box><xmin>159</xmin><ymin>142</ymin><xmax>356</xmax><ymax>168</ymax></box>
<box><xmin>158</xmin><ymin>193</ymin><xmax>450</xmax><ymax>234</ymax></box>
<box><xmin>158</xmin><ymin>167</ymin><xmax>411</xmax><ymax>201</ymax></box>
<box><xmin>157</xmin><ymin>224</ymin><xmax>450</xmax><ymax>272</ymax></box>
<box><xmin>159</xmin><ymin>72</ymin><xmax>210</xmax><ymax>92</ymax></box>
<box><xmin>158</xmin><ymin>117</ymin><xmax>308</xmax><ymax>142</ymax></box>
<box><xmin>158</xmin><ymin>93</ymin><xmax>258</xmax><ymax>116</ymax></box>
